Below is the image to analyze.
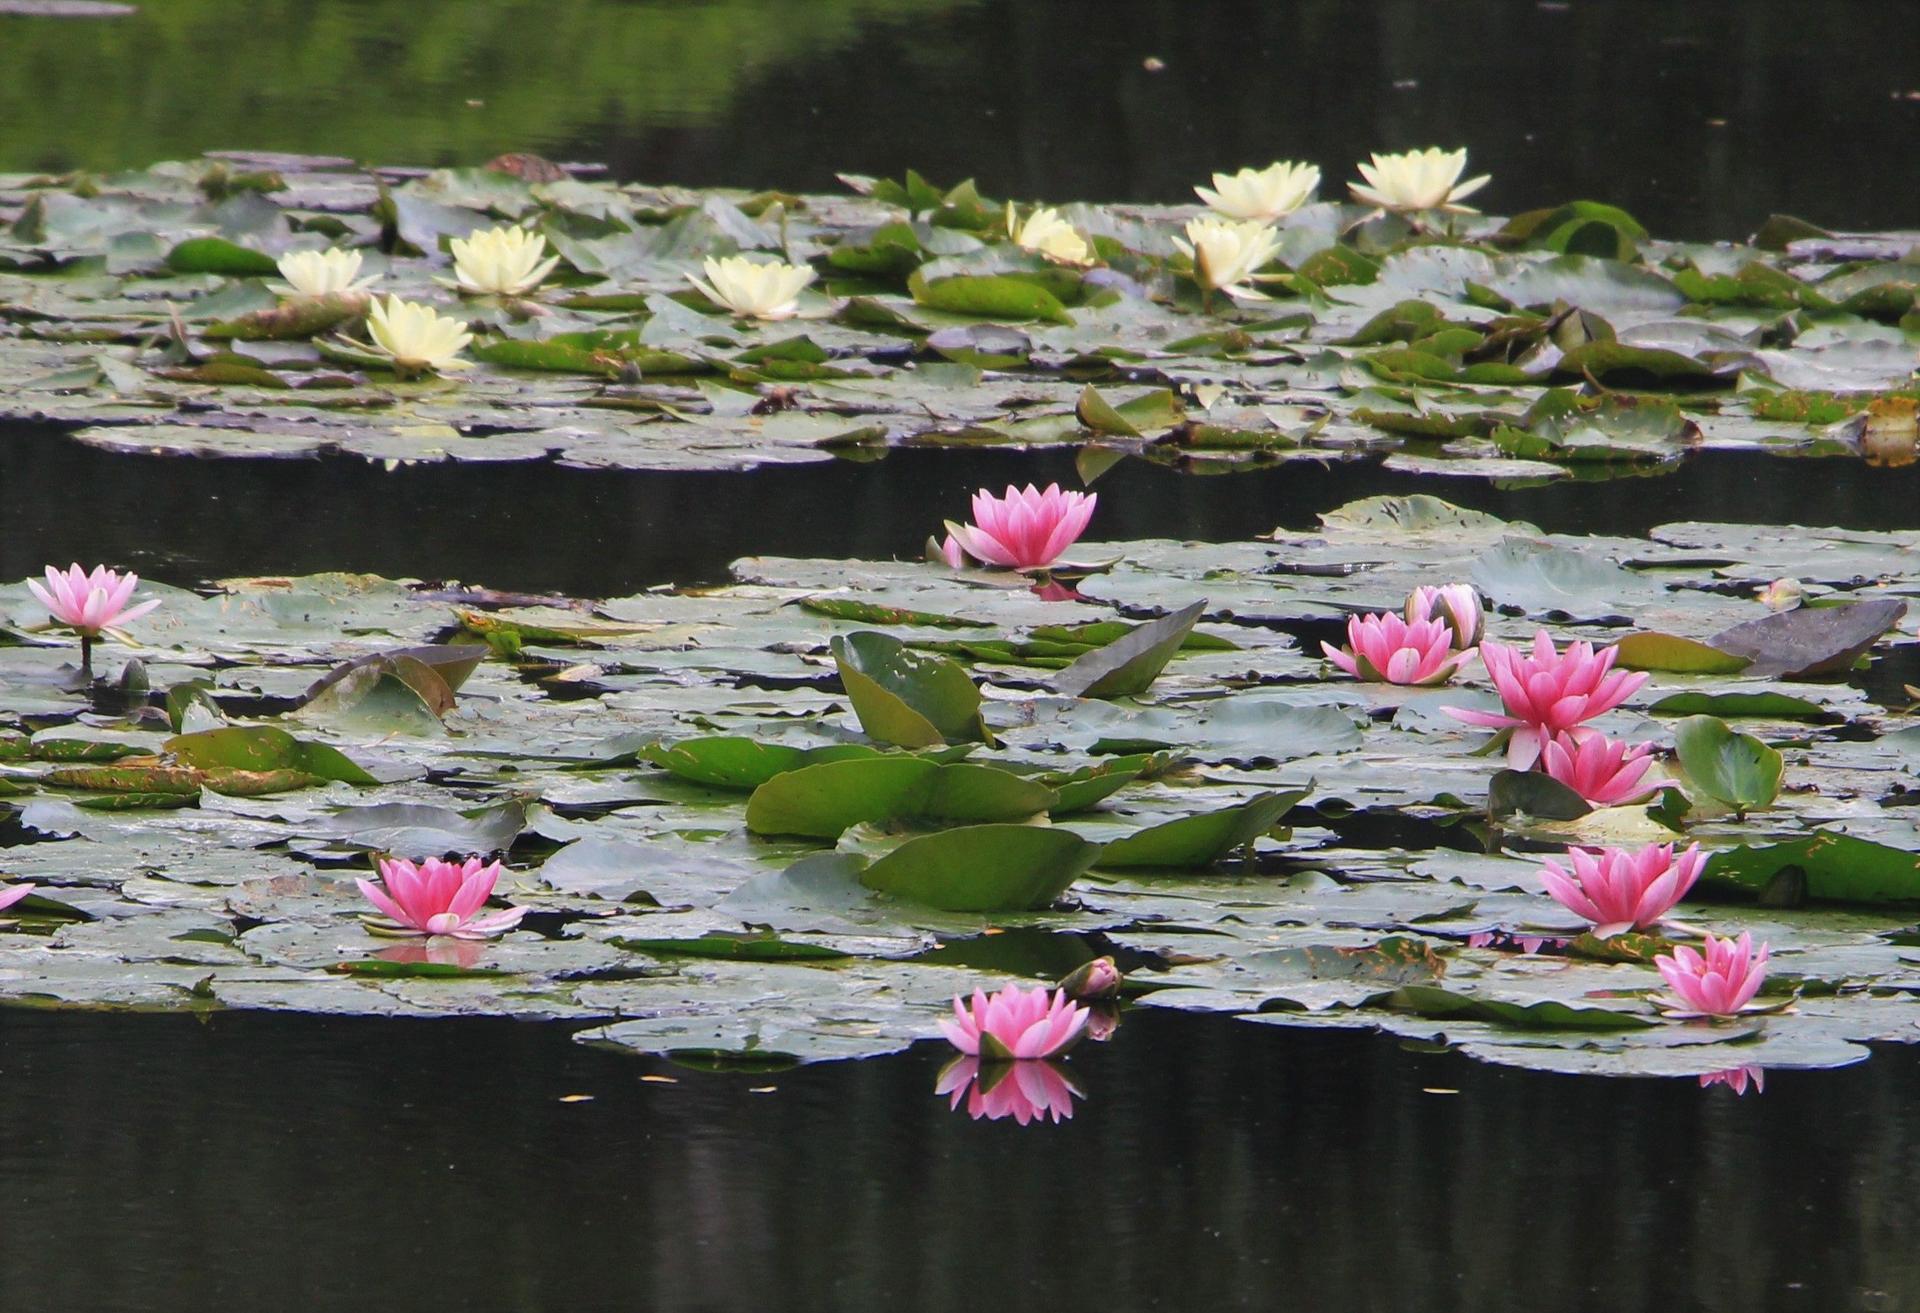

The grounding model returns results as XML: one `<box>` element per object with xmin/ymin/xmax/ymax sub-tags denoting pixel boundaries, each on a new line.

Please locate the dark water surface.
<box><xmin>4</xmin><ymin>424</ymin><xmax>1917</xmax><ymax>596</ymax></box>
<box><xmin>1</xmin><ymin>1006</ymin><xmax>1914</xmax><ymax>1313</ymax></box>
<box><xmin>4</xmin><ymin>0</ymin><xmax>1918</xmax><ymax>237</ymax></box>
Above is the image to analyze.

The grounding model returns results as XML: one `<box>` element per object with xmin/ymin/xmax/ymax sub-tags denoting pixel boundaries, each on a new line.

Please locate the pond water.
<box><xmin>4</xmin><ymin>0</ymin><xmax>1918</xmax><ymax>237</ymax></box>
<box><xmin>5</xmin><ymin>422</ymin><xmax>1919</xmax><ymax>595</ymax></box>
<box><xmin>4</xmin><ymin>1005</ymin><xmax>1917</xmax><ymax>1313</ymax></box>
<box><xmin>4</xmin><ymin>4</ymin><xmax>1920</xmax><ymax>1311</ymax></box>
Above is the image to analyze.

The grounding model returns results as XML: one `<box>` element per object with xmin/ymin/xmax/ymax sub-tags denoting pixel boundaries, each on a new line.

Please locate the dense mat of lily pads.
<box><xmin>0</xmin><ymin>153</ymin><xmax>1916</xmax><ymax>472</ymax></box>
<box><xmin>3</xmin><ymin>493</ymin><xmax>1920</xmax><ymax>1078</ymax></box>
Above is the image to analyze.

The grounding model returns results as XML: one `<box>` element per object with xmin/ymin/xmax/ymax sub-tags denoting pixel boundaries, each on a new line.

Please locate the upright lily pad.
<box><xmin>1054</xmin><ymin>600</ymin><xmax>1206</xmax><ymax>699</ymax></box>
<box><xmin>1095</xmin><ymin>788</ymin><xmax>1309</xmax><ymax>869</ymax></box>
<box><xmin>833</xmin><ymin>631</ymin><xmax>989</xmax><ymax>747</ymax></box>
<box><xmin>1673</xmin><ymin>716</ymin><xmax>1783</xmax><ymax>814</ymax></box>
<box><xmin>1487</xmin><ymin>770</ymin><xmax>1593</xmax><ymax>821</ymax></box>
<box><xmin>858</xmin><ymin>824</ymin><xmax>1098</xmax><ymax>911</ymax></box>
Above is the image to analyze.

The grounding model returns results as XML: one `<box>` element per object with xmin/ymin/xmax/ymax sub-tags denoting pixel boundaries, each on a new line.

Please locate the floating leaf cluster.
<box><xmin>0</xmin><ymin>154</ymin><xmax>1914</xmax><ymax>473</ymax></box>
<box><xmin>0</xmin><ymin>484</ymin><xmax>1917</xmax><ymax>1078</ymax></box>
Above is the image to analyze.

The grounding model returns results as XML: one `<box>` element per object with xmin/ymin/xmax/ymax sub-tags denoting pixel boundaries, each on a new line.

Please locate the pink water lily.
<box><xmin>1322</xmin><ymin>612</ymin><xmax>1476</xmax><ymax>686</ymax></box>
<box><xmin>1698</xmin><ymin>1065</ymin><xmax>1766</xmax><ymax>1095</ymax></box>
<box><xmin>943</xmin><ymin>483</ymin><xmax>1096</xmax><ymax>570</ymax></box>
<box><xmin>1405</xmin><ymin>583</ymin><xmax>1484</xmax><ymax>650</ymax></box>
<box><xmin>27</xmin><ymin>564</ymin><xmax>161</xmax><ymax>638</ymax></box>
<box><xmin>1539</xmin><ymin>841</ymin><xmax>1704</xmax><ymax>937</ymax></box>
<box><xmin>1656</xmin><ymin>931</ymin><xmax>1772</xmax><ymax>1018</ymax></box>
<box><xmin>935</xmin><ymin>1056</ymin><xmax>1083</xmax><ymax>1125</ymax></box>
<box><xmin>356</xmin><ymin>855</ymin><xmax>526</xmax><ymax>939</ymax></box>
<box><xmin>1541</xmin><ymin>730</ymin><xmax>1658</xmax><ymax>806</ymax></box>
<box><xmin>0</xmin><ymin>882</ymin><xmax>36</xmax><ymax>916</ymax></box>
<box><xmin>940</xmin><ymin>983</ymin><xmax>1089</xmax><ymax>1060</ymax></box>
<box><xmin>1443</xmin><ymin>630</ymin><xmax>1649</xmax><ymax>768</ymax></box>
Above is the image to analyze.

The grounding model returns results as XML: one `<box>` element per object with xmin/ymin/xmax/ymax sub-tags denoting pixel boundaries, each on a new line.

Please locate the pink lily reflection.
<box><xmin>373</xmin><ymin>938</ymin><xmax>490</xmax><ymax>970</ymax></box>
<box><xmin>1698</xmin><ymin>1065</ymin><xmax>1766</xmax><ymax>1096</ymax></box>
<box><xmin>935</xmin><ymin>1056</ymin><xmax>1085</xmax><ymax>1125</ymax></box>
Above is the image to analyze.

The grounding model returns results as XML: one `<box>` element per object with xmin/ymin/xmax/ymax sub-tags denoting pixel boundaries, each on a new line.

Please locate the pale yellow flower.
<box><xmin>1194</xmin><ymin>161</ymin><xmax>1321</xmax><ymax>222</ymax></box>
<box><xmin>687</xmin><ymin>256</ymin><xmax>817</xmax><ymax>320</ymax></box>
<box><xmin>358</xmin><ymin>295</ymin><xmax>473</xmax><ymax>373</ymax></box>
<box><xmin>275</xmin><ymin>248</ymin><xmax>376</xmax><ymax>298</ymax></box>
<box><xmin>1171</xmin><ymin>217</ymin><xmax>1281</xmax><ymax>301</ymax></box>
<box><xmin>1349</xmin><ymin>147</ymin><xmax>1490</xmax><ymax>214</ymax></box>
<box><xmin>443</xmin><ymin>225</ymin><xmax>560</xmax><ymax>296</ymax></box>
<box><xmin>1005</xmin><ymin>202</ymin><xmax>1091</xmax><ymax>264</ymax></box>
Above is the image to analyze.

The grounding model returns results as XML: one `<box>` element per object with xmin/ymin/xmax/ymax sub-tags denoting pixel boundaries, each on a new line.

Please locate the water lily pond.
<box><xmin>5</xmin><ymin>1</ymin><xmax>1920</xmax><ymax>1309</ymax></box>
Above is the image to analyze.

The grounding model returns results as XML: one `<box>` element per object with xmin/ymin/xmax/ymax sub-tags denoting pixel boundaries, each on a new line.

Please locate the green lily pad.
<box><xmin>1609</xmin><ymin>632</ymin><xmax>1752</xmax><ymax>674</ymax></box>
<box><xmin>1095</xmin><ymin>788</ymin><xmax>1309</xmax><ymax>869</ymax></box>
<box><xmin>1054</xmin><ymin>600</ymin><xmax>1206</xmax><ymax>699</ymax></box>
<box><xmin>858</xmin><ymin>823</ymin><xmax>1098</xmax><ymax>911</ymax></box>
<box><xmin>832</xmin><ymin>631</ymin><xmax>990</xmax><ymax>747</ymax></box>
<box><xmin>744</xmin><ymin>759</ymin><xmax>1054</xmax><ymax>838</ymax></box>
<box><xmin>1673</xmin><ymin>716</ymin><xmax>1783</xmax><ymax>814</ymax></box>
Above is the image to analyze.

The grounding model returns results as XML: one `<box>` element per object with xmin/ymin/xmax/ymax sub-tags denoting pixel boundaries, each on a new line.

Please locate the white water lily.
<box><xmin>275</xmin><ymin>247</ymin><xmax>376</xmax><ymax>298</ymax></box>
<box><xmin>1006</xmin><ymin>202</ymin><xmax>1091</xmax><ymax>264</ymax></box>
<box><xmin>443</xmin><ymin>225</ymin><xmax>559</xmax><ymax>296</ymax></box>
<box><xmin>1194</xmin><ymin>160</ymin><xmax>1321</xmax><ymax>222</ymax></box>
<box><xmin>1171</xmin><ymin>216</ymin><xmax>1281</xmax><ymax>301</ymax></box>
<box><xmin>1349</xmin><ymin>147</ymin><xmax>1490</xmax><ymax>214</ymax></box>
<box><xmin>356</xmin><ymin>295</ymin><xmax>473</xmax><ymax>374</ymax></box>
<box><xmin>687</xmin><ymin>256</ymin><xmax>817</xmax><ymax>320</ymax></box>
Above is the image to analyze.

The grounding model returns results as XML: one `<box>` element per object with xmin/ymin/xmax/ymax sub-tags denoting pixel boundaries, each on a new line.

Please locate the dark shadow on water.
<box><xmin>4</xmin><ymin>425</ymin><xmax>1916</xmax><ymax>597</ymax></box>
<box><xmin>0</xmin><ymin>1006</ymin><xmax>1912</xmax><ymax>1312</ymax></box>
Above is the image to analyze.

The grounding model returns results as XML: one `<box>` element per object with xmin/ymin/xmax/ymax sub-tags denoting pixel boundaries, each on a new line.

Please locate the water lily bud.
<box><xmin>1755</xmin><ymin>578</ymin><xmax>1804</xmax><ymax>611</ymax></box>
<box><xmin>1058</xmin><ymin>955</ymin><xmax>1123</xmax><ymax>1001</ymax></box>
<box><xmin>1404</xmin><ymin>582</ymin><xmax>1484</xmax><ymax>649</ymax></box>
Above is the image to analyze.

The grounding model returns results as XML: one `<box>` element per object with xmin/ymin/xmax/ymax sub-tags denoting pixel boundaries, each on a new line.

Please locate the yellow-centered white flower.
<box><xmin>275</xmin><ymin>248</ymin><xmax>376</xmax><ymax>298</ymax></box>
<box><xmin>1006</xmin><ymin>202</ymin><xmax>1091</xmax><ymax>264</ymax></box>
<box><xmin>360</xmin><ymin>295</ymin><xmax>473</xmax><ymax>373</ymax></box>
<box><xmin>687</xmin><ymin>256</ymin><xmax>817</xmax><ymax>320</ymax></box>
<box><xmin>1171</xmin><ymin>217</ymin><xmax>1281</xmax><ymax>301</ymax></box>
<box><xmin>1348</xmin><ymin>147</ymin><xmax>1491</xmax><ymax>214</ymax></box>
<box><xmin>1194</xmin><ymin>161</ymin><xmax>1321</xmax><ymax>222</ymax></box>
<box><xmin>444</xmin><ymin>225</ymin><xmax>560</xmax><ymax>296</ymax></box>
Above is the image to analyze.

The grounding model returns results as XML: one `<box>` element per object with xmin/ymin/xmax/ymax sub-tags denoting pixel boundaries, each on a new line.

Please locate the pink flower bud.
<box><xmin>1058</xmin><ymin>955</ymin><xmax>1124</xmax><ymax>1001</ymax></box>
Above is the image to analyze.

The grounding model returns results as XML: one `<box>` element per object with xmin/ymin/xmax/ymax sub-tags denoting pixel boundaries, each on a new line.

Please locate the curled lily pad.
<box><xmin>859</xmin><ymin>823</ymin><xmax>1098</xmax><ymax>912</ymax></box>
<box><xmin>1095</xmin><ymin>788</ymin><xmax>1309</xmax><ymax>870</ymax></box>
<box><xmin>1672</xmin><ymin>716</ymin><xmax>1783</xmax><ymax>814</ymax></box>
<box><xmin>832</xmin><ymin>631</ymin><xmax>990</xmax><ymax>747</ymax></box>
<box><xmin>1053</xmin><ymin>600</ymin><xmax>1206</xmax><ymax>700</ymax></box>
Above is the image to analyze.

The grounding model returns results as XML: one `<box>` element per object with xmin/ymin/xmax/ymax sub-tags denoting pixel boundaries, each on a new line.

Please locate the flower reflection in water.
<box><xmin>1030</xmin><ymin>579</ymin><xmax>1084</xmax><ymax>603</ymax></box>
<box><xmin>935</xmin><ymin>1056</ymin><xmax>1085</xmax><ymax>1125</ymax></box>
<box><xmin>372</xmin><ymin>938</ymin><xmax>490</xmax><ymax>971</ymax></box>
<box><xmin>1698</xmin><ymin>1065</ymin><xmax>1766</xmax><ymax>1096</ymax></box>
